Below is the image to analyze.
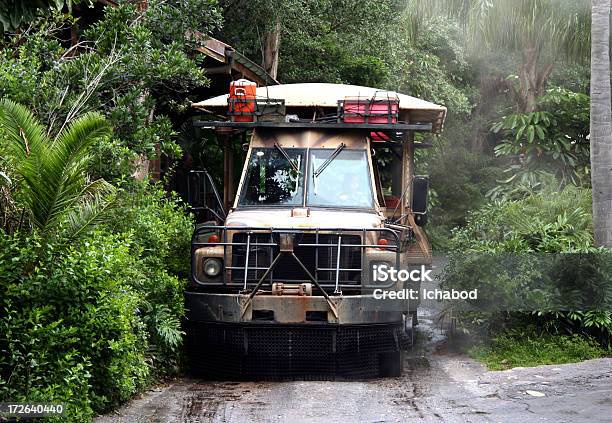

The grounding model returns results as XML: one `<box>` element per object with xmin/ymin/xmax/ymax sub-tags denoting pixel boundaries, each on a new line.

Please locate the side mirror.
<box><xmin>411</xmin><ymin>176</ymin><xmax>429</xmax><ymax>226</ymax></box>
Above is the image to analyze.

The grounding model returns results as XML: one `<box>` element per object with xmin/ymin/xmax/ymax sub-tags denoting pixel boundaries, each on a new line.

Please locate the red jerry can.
<box><xmin>229</xmin><ymin>79</ymin><xmax>257</xmax><ymax>122</ymax></box>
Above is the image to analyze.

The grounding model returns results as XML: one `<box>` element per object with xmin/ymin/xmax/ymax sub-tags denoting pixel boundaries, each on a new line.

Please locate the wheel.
<box><xmin>378</xmin><ymin>350</ymin><xmax>403</xmax><ymax>377</ymax></box>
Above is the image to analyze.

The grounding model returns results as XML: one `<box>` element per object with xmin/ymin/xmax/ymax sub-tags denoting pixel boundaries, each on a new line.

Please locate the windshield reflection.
<box><xmin>308</xmin><ymin>149</ymin><xmax>373</xmax><ymax>208</ymax></box>
<box><xmin>238</xmin><ymin>148</ymin><xmax>374</xmax><ymax>208</ymax></box>
<box><xmin>239</xmin><ymin>148</ymin><xmax>305</xmax><ymax>206</ymax></box>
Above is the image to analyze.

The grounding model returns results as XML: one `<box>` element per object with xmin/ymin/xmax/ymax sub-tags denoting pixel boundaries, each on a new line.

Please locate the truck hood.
<box><xmin>225</xmin><ymin>209</ymin><xmax>384</xmax><ymax>229</ymax></box>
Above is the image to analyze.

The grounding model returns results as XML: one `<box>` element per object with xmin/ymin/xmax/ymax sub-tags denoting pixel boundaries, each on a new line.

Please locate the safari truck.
<box><xmin>185</xmin><ymin>82</ymin><xmax>446</xmax><ymax>379</ymax></box>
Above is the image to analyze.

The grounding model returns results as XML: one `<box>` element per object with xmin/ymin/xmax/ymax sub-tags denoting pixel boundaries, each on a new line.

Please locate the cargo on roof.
<box><xmin>192</xmin><ymin>83</ymin><xmax>447</xmax><ymax>134</ymax></box>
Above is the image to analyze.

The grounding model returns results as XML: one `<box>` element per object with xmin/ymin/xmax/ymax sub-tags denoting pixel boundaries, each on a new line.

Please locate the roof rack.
<box><xmin>192</xmin><ymin>120</ymin><xmax>433</xmax><ymax>132</ymax></box>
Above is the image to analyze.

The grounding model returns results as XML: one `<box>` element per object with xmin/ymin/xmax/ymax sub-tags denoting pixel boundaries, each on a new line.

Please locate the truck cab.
<box><xmin>185</xmin><ymin>83</ymin><xmax>446</xmax><ymax>379</ymax></box>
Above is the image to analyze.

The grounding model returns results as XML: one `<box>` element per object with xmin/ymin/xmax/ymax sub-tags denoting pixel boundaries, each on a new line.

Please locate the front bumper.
<box><xmin>185</xmin><ymin>291</ymin><xmax>407</xmax><ymax>324</ymax></box>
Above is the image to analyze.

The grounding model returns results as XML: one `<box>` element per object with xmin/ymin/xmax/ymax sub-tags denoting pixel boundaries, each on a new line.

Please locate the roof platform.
<box><xmin>193</xmin><ymin>120</ymin><xmax>432</xmax><ymax>132</ymax></box>
<box><xmin>192</xmin><ymin>83</ymin><xmax>447</xmax><ymax>134</ymax></box>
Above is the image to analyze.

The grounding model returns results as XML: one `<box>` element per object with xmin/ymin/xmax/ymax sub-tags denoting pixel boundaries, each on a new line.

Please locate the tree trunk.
<box><xmin>263</xmin><ymin>20</ymin><xmax>281</xmax><ymax>80</ymax></box>
<box><xmin>590</xmin><ymin>0</ymin><xmax>612</xmax><ymax>247</ymax></box>
<box><xmin>515</xmin><ymin>43</ymin><xmax>554</xmax><ymax>113</ymax></box>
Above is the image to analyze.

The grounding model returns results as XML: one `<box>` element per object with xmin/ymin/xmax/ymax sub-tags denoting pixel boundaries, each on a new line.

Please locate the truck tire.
<box><xmin>378</xmin><ymin>351</ymin><xmax>403</xmax><ymax>377</ymax></box>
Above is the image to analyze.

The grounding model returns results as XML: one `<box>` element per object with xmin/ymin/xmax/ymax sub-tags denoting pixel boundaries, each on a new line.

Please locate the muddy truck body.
<box><xmin>185</xmin><ymin>83</ymin><xmax>446</xmax><ymax>379</ymax></box>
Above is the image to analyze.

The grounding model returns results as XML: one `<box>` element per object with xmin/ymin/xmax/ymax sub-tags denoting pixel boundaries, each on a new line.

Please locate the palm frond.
<box><xmin>0</xmin><ymin>99</ymin><xmax>115</xmax><ymax>239</ymax></box>
<box><xmin>42</xmin><ymin>113</ymin><xmax>112</xmax><ymax>229</ymax></box>
<box><xmin>61</xmin><ymin>179</ymin><xmax>117</xmax><ymax>241</ymax></box>
<box><xmin>0</xmin><ymin>99</ymin><xmax>50</xmax><ymax>228</ymax></box>
<box><xmin>406</xmin><ymin>0</ymin><xmax>591</xmax><ymax>62</ymax></box>
<box><xmin>51</xmin><ymin>111</ymin><xmax>111</xmax><ymax>166</ymax></box>
<box><xmin>0</xmin><ymin>171</ymin><xmax>10</xmax><ymax>188</ymax></box>
<box><xmin>0</xmin><ymin>99</ymin><xmax>48</xmax><ymax>160</ymax></box>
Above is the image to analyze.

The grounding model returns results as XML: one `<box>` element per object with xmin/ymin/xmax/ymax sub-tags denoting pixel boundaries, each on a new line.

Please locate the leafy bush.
<box><xmin>442</xmin><ymin>185</ymin><xmax>612</xmax><ymax>344</ymax></box>
<box><xmin>0</xmin><ymin>232</ymin><xmax>149</xmax><ymax>421</ymax></box>
<box><xmin>102</xmin><ymin>181</ymin><xmax>193</xmax><ymax>371</ymax></box>
<box><xmin>450</xmin><ymin>184</ymin><xmax>594</xmax><ymax>253</ymax></box>
<box><xmin>489</xmin><ymin>88</ymin><xmax>590</xmax><ymax>200</ymax></box>
<box><xmin>0</xmin><ymin>180</ymin><xmax>193</xmax><ymax>421</ymax></box>
<box><xmin>424</xmin><ymin>142</ymin><xmax>503</xmax><ymax>250</ymax></box>
<box><xmin>104</xmin><ymin>181</ymin><xmax>193</xmax><ymax>279</ymax></box>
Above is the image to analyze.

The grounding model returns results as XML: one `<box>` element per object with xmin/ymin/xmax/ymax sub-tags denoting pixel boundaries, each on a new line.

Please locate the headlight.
<box><xmin>203</xmin><ymin>258</ymin><xmax>222</xmax><ymax>277</ymax></box>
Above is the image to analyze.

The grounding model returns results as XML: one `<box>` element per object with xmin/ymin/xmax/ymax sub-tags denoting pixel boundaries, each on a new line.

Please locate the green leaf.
<box><xmin>527</xmin><ymin>125</ymin><xmax>535</xmax><ymax>143</ymax></box>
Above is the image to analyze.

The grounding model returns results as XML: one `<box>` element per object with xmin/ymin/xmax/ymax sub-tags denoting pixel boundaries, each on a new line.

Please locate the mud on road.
<box><xmin>95</xmin><ymin>257</ymin><xmax>612</xmax><ymax>423</ymax></box>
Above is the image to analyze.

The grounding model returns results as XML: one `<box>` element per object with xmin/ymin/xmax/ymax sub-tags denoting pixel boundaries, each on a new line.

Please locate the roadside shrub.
<box><xmin>0</xmin><ymin>232</ymin><xmax>149</xmax><ymax>421</ymax></box>
<box><xmin>449</xmin><ymin>184</ymin><xmax>594</xmax><ymax>253</ymax></box>
<box><xmin>0</xmin><ymin>167</ymin><xmax>193</xmax><ymax>421</ymax></box>
<box><xmin>105</xmin><ymin>182</ymin><xmax>193</xmax><ymax>278</ymax></box>
<box><xmin>0</xmin><ymin>182</ymin><xmax>194</xmax><ymax>421</ymax></box>
<box><xmin>442</xmin><ymin>185</ymin><xmax>612</xmax><ymax>344</ymax></box>
<box><xmin>103</xmin><ymin>181</ymin><xmax>193</xmax><ymax>372</ymax></box>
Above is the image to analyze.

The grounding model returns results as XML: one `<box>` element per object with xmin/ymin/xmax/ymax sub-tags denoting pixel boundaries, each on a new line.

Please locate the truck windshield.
<box><xmin>308</xmin><ymin>149</ymin><xmax>373</xmax><ymax>208</ymax></box>
<box><xmin>239</xmin><ymin>147</ymin><xmax>305</xmax><ymax>206</ymax></box>
<box><xmin>238</xmin><ymin>147</ymin><xmax>374</xmax><ymax>208</ymax></box>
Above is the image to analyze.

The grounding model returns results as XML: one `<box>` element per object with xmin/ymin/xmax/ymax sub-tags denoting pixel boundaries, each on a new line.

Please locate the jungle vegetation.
<box><xmin>0</xmin><ymin>0</ymin><xmax>610</xmax><ymax>420</ymax></box>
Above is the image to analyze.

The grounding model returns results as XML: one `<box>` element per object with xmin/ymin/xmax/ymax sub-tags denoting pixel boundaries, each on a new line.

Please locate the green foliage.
<box><xmin>102</xmin><ymin>182</ymin><xmax>193</xmax><ymax>369</ymax></box>
<box><xmin>548</xmin><ymin>64</ymin><xmax>590</xmax><ymax>94</ymax></box>
<box><xmin>219</xmin><ymin>1</ymin><xmax>473</xmax><ymax>114</ymax></box>
<box><xmin>145</xmin><ymin>0</ymin><xmax>222</xmax><ymax>46</ymax></box>
<box><xmin>0</xmin><ymin>99</ymin><xmax>115</xmax><ymax>240</ymax></box>
<box><xmin>104</xmin><ymin>182</ymin><xmax>193</xmax><ymax>279</ymax></box>
<box><xmin>388</xmin><ymin>16</ymin><xmax>473</xmax><ymax>115</ymax></box>
<box><xmin>0</xmin><ymin>183</ymin><xmax>193</xmax><ymax>417</ymax></box>
<box><xmin>220</xmin><ymin>0</ymin><xmax>397</xmax><ymax>84</ymax></box>
<box><xmin>408</xmin><ymin>0</ymin><xmax>591</xmax><ymax>63</ymax></box>
<box><xmin>490</xmin><ymin>88</ymin><xmax>590</xmax><ymax>199</ymax></box>
<box><xmin>426</xmin><ymin>142</ymin><xmax>503</xmax><ymax>235</ymax></box>
<box><xmin>282</xmin><ymin>0</ymin><xmax>400</xmax><ymax>86</ymax></box>
<box><xmin>0</xmin><ymin>1</ymin><xmax>221</xmax><ymax>182</ymax></box>
<box><xmin>451</xmin><ymin>185</ymin><xmax>594</xmax><ymax>253</ymax></box>
<box><xmin>278</xmin><ymin>32</ymin><xmax>390</xmax><ymax>87</ymax></box>
<box><xmin>0</xmin><ymin>0</ymin><xmax>85</xmax><ymax>32</ymax></box>
<box><xmin>0</xmin><ymin>41</ymin><xmax>42</xmax><ymax>104</ymax></box>
<box><xmin>0</xmin><ymin>5</ymin><xmax>206</xmax><ymax>416</ymax></box>
<box><xmin>0</xmin><ymin>232</ymin><xmax>149</xmax><ymax>420</ymax></box>
<box><xmin>470</xmin><ymin>328</ymin><xmax>608</xmax><ymax>370</ymax></box>
<box><xmin>443</xmin><ymin>185</ymin><xmax>612</xmax><ymax>343</ymax></box>
<box><xmin>407</xmin><ymin>0</ymin><xmax>590</xmax><ymax>112</ymax></box>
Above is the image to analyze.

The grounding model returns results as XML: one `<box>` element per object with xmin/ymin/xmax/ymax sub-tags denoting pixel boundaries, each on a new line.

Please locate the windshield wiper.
<box><xmin>274</xmin><ymin>142</ymin><xmax>299</xmax><ymax>173</ymax></box>
<box><xmin>314</xmin><ymin>143</ymin><xmax>345</xmax><ymax>178</ymax></box>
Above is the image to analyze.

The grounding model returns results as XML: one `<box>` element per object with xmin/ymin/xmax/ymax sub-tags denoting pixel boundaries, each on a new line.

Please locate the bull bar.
<box><xmin>191</xmin><ymin>225</ymin><xmax>404</xmax><ymax>293</ymax></box>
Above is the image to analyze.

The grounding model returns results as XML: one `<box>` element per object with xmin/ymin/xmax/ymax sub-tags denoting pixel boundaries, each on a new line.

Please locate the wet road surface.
<box><xmin>95</xmin><ymin>257</ymin><xmax>612</xmax><ymax>422</ymax></box>
<box><xmin>94</xmin><ymin>307</ymin><xmax>611</xmax><ymax>423</ymax></box>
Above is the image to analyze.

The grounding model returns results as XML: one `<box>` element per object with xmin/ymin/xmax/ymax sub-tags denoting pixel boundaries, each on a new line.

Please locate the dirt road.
<box><xmin>95</xmin><ymin>258</ymin><xmax>612</xmax><ymax>422</ymax></box>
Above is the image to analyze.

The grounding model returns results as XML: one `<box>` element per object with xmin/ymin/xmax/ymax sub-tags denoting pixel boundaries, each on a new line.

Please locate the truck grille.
<box><xmin>185</xmin><ymin>321</ymin><xmax>408</xmax><ymax>380</ymax></box>
<box><xmin>231</xmin><ymin>233</ymin><xmax>362</xmax><ymax>286</ymax></box>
